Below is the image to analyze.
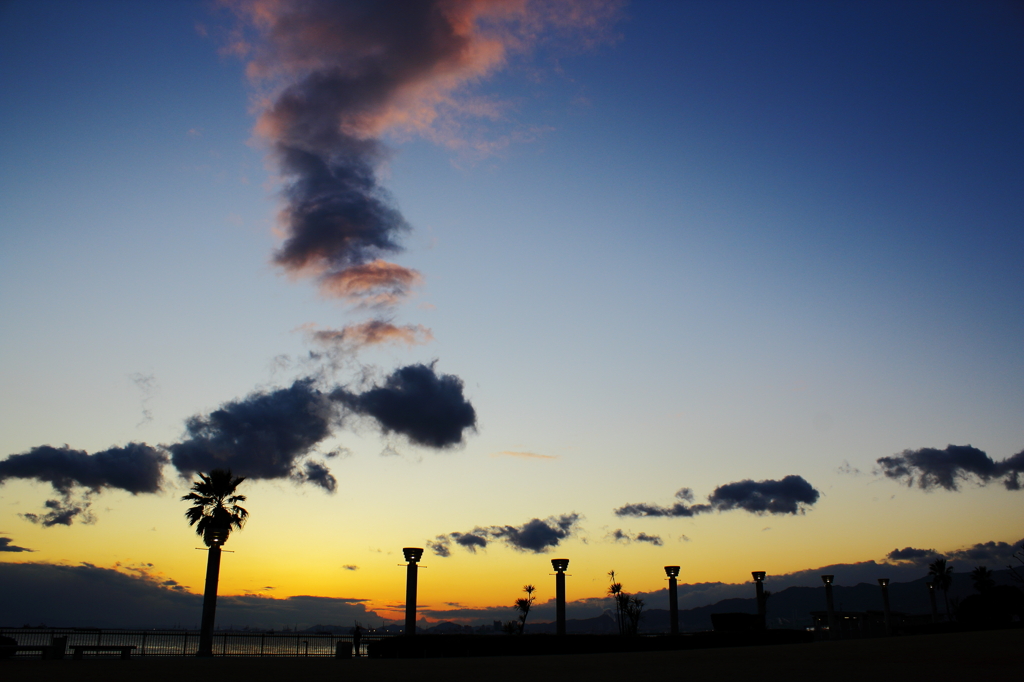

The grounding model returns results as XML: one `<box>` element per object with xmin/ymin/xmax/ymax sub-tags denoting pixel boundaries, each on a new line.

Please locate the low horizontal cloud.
<box><xmin>886</xmin><ymin>539</ymin><xmax>1023</xmax><ymax>567</ymax></box>
<box><xmin>877</xmin><ymin>444</ymin><xmax>1024</xmax><ymax>491</ymax></box>
<box><xmin>430</xmin><ymin>513</ymin><xmax>581</xmax><ymax>556</ymax></box>
<box><xmin>310</xmin><ymin>320</ymin><xmax>433</xmax><ymax>351</ymax></box>
<box><xmin>316</xmin><ymin>261</ymin><xmax>423</xmax><ymax>308</ymax></box>
<box><xmin>887</xmin><ymin>546</ymin><xmax>938</xmax><ymax>563</ymax></box>
<box><xmin>0</xmin><ymin>537</ymin><xmax>34</xmax><ymax>552</ymax></box>
<box><xmin>0</xmin><ymin>444</ymin><xmax>167</xmax><ymax>495</ymax></box>
<box><xmin>615</xmin><ymin>476</ymin><xmax>820</xmax><ymax>518</ymax></box>
<box><xmin>610</xmin><ymin>529</ymin><xmax>663</xmax><ymax>546</ymax></box>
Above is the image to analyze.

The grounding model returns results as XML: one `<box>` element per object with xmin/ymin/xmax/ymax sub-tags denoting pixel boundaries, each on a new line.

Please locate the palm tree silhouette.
<box><xmin>970</xmin><ymin>566</ymin><xmax>995</xmax><ymax>593</ymax></box>
<box><xmin>928</xmin><ymin>558</ymin><xmax>954</xmax><ymax>620</ymax></box>
<box><xmin>182</xmin><ymin>469</ymin><xmax>248</xmax><ymax>656</ymax></box>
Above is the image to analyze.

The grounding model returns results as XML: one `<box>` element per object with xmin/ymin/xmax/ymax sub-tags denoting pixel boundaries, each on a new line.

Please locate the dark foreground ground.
<box><xmin>3</xmin><ymin>629</ymin><xmax>1019</xmax><ymax>682</ymax></box>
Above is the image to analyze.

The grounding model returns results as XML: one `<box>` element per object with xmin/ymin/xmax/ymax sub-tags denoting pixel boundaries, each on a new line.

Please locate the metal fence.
<box><xmin>0</xmin><ymin>628</ymin><xmax>394</xmax><ymax>657</ymax></box>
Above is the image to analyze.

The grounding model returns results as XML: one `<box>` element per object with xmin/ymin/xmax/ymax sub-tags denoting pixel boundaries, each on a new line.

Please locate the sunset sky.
<box><xmin>1</xmin><ymin>0</ymin><xmax>1022</xmax><ymax>628</ymax></box>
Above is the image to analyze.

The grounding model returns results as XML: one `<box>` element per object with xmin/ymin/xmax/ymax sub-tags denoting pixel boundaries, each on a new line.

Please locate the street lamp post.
<box><xmin>551</xmin><ymin>559</ymin><xmax>569</xmax><ymax>636</ymax></box>
<box><xmin>821</xmin><ymin>575</ymin><xmax>838</xmax><ymax>640</ymax></box>
<box><xmin>878</xmin><ymin>578</ymin><xmax>892</xmax><ymax>636</ymax></box>
<box><xmin>752</xmin><ymin>571</ymin><xmax>767</xmax><ymax>629</ymax></box>
<box><xmin>665</xmin><ymin>566</ymin><xmax>680</xmax><ymax>635</ymax></box>
<box><xmin>926</xmin><ymin>581</ymin><xmax>939</xmax><ymax>623</ymax></box>
<box><xmin>403</xmin><ymin>548</ymin><xmax>424</xmax><ymax>636</ymax></box>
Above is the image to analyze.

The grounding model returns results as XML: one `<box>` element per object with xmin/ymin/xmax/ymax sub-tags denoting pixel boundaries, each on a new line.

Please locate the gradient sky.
<box><xmin>1</xmin><ymin>0</ymin><xmax>1022</xmax><ymax>627</ymax></box>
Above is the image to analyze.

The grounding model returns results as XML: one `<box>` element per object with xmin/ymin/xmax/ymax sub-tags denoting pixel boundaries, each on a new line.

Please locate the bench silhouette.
<box><xmin>0</xmin><ymin>644</ymin><xmax>65</xmax><ymax>659</ymax></box>
<box><xmin>70</xmin><ymin>645</ymin><xmax>136</xmax><ymax>659</ymax></box>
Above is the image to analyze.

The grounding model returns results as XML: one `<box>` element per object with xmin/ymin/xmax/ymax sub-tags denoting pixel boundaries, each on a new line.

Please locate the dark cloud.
<box><xmin>0</xmin><ymin>443</ymin><xmax>167</xmax><ymax>526</ymax></box>
<box><xmin>709</xmin><ymin>476</ymin><xmax>820</xmax><ymax>514</ymax></box>
<box><xmin>635</xmin><ymin>532</ymin><xmax>663</xmax><ymax>546</ymax></box>
<box><xmin>294</xmin><ymin>460</ymin><xmax>337</xmax><ymax>492</ymax></box>
<box><xmin>0</xmin><ymin>443</ymin><xmax>167</xmax><ymax>494</ymax></box>
<box><xmin>454</xmin><ymin>532</ymin><xmax>489</xmax><ymax>552</ymax></box>
<box><xmin>887</xmin><ymin>546</ymin><xmax>938</xmax><ymax>562</ymax></box>
<box><xmin>6</xmin><ymin>367</ymin><xmax>475</xmax><ymax>526</ymax></box>
<box><xmin>167</xmin><ymin>377</ymin><xmax>339</xmax><ymax>484</ymax></box>
<box><xmin>615</xmin><ymin>476</ymin><xmax>820</xmax><ymax>518</ymax></box>
<box><xmin>427</xmin><ymin>536</ymin><xmax>452</xmax><ymax>558</ymax></box>
<box><xmin>332</xmin><ymin>363</ymin><xmax>476</xmax><ymax>448</ymax></box>
<box><xmin>0</xmin><ymin>536</ymin><xmax>34</xmax><ymax>552</ymax></box>
<box><xmin>948</xmin><ymin>539</ymin><xmax>1024</xmax><ymax>565</ymax></box>
<box><xmin>430</xmin><ymin>514</ymin><xmax>581</xmax><ymax>556</ymax></box>
<box><xmin>22</xmin><ymin>495</ymin><xmax>96</xmax><ymax>527</ymax></box>
<box><xmin>239</xmin><ymin>1</ymin><xmax>457</xmax><ymax>305</ymax></box>
<box><xmin>876</xmin><ymin>444</ymin><xmax>1024</xmax><ymax>491</ymax></box>
<box><xmin>610</xmin><ymin>529</ymin><xmax>664</xmax><ymax>546</ymax></box>
<box><xmin>612</xmin><ymin>487</ymin><xmax>713</xmax><ymax>518</ymax></box>
<box><xmin>234</xmin><ymin>0</ymin><xmax>619</xmax><ymax>306</ymax></box>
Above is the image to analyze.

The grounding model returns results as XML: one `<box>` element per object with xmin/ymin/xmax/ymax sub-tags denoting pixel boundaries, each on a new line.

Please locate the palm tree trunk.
<box><xmin>197</xmin><ymin>545</ymin><xmax>222</xmax><ymax>656</ymax></box>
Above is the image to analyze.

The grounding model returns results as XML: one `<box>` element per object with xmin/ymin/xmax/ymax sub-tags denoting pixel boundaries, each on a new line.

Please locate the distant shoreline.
<box><xmin>3</xmin><ymin>629</ymin><xmax>1019</xmax><ymax>682</ymax></box>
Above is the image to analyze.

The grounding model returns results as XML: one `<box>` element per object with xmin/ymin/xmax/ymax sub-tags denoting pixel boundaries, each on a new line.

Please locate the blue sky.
<box><xmin>1</xmin><ymin>0</ymin><xmax>1022</xmax><ymax>625</ymax></box>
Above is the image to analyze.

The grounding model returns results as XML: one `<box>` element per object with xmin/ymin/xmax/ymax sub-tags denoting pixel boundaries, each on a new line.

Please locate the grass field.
<box><xmin>3</xmin><ymin>628</ymin><xmax>1019</xmax><ymax>682</ymax></box>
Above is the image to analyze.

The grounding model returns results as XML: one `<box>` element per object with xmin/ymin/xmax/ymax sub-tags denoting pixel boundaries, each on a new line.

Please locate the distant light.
<box><xmin>878</xmin><ymin>578</ymin><xmax>890</xmax><ymax>587</ymax></box>
<box><xmin>821</xmin><ymin>574</ymin><xmax>834</xmax><ymax>585</ymax></box>
<box><xmin>665</xmin><ymin>566</ymin><xmax>680</xmax><ymax>578</ymax></box>
<box><xmin>403</xmin><ymin>548</ymin><xmax>424</xmax><ymax>563</ymax></box>
<box><xmin>926</xmin><ymin>581</ymin><xmax>935</xmax><ymax>590</ymax></box>
<box><xmin>551</xmin><ymin>558</ymin><xmax>569</xmax><ymax>572</ymax></box>
<box><xmin>752</xmin><ymin>571</ymin><xmax>766</xmax><ymax>582</ymax></box>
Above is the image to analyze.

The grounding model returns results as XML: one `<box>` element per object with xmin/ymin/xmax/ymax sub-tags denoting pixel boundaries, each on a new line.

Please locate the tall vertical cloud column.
<box><xmin>551</xmin><ymin>559</ymin><xmax>569</xmax><ymax>636</ymax></box>
<box><xmin>665</xmin><ymin>566</ymin><xmax>680</xmax><ymax>635</ymax></box>
<box><xmin>403</xmin><ymin>548</ymin><xmax>423</xmax><ymax>637</ymax></box>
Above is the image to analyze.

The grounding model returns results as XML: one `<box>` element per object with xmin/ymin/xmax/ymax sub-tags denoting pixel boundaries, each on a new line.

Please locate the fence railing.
<box><xmin>0</xmin><ymin>628</ymin><xmax>395</xmax><ymax>657</ymax></box>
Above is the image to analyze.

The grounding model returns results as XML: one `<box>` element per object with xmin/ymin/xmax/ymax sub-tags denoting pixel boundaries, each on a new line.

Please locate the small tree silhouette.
<box><xmin>512</xmin><ymin>584</ymin><xmax>536</xmax><ymax>635</ymax></box>
<box><xmin>928</xmin><ymin>558</ymin><xmax>954</xmax><ymax>620</ymax></box>
<box><xmin>607</xmin><ymin>570</ymin><xmax>644</xmax><ymax>635</ymax></box>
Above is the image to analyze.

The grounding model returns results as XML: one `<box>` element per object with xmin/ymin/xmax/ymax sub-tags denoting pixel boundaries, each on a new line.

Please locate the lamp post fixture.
<box><xmin>878</xmin><ymin>579</ymin><xmax>892</xmax><ymax>636</ymax></box>
<box><xmin>403</xmin><ymin>548</ymin><xmax>424</xmax><ymax>636</ymax></box>
<box><xmin>926</xmin><ymin>581</ymin><xmax>938</xmax><ymax>623</ymax></box>
<box><xmin>821</xmin><ymin>575</ymin><xmax>838</xmax><ymax>640</ymax></box>
<box><xmin>752</xmin><ymin>571</ymin><xmax>767</xmax><ymax>629</ymax></box>
<box><xmin>551</xmin><ymin>559</ymin><xmax>569</xmax><ymax>636</ymax></box>
<box><xmin>665</xmin><ymin>566</ymin><xmax>680</xmax><ymax>635</ymax></box>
